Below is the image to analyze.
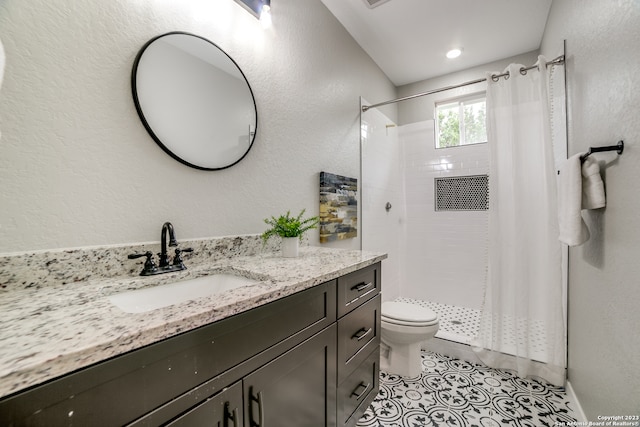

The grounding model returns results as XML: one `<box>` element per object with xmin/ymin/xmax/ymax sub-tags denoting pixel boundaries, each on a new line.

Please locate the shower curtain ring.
<box><xmin>519</xmin><ymin>67</ymin><xmax>527</xmax><ymax>76</ymax></box>
<box><xmin>491</xmin><ymin>74</ymin><xmax>499</xmax><ymax>82</ymax></box>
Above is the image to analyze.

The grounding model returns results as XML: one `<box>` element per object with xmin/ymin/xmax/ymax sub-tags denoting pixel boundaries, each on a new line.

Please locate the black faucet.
<box><xmin>158</xmin><ymin>222</ymin><xmax>178</xmax><ymax>268</ymax></box>
<box><xmin>128</xmin><ymin>222</ymin><xmax>193</xmax><ymax>276</ymax></box>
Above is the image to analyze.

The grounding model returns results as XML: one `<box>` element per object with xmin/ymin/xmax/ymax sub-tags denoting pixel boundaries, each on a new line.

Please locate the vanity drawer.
<box><xmin>337</xmin><ymin>262</ymin><xmax>380</xmax><ymax>317</ymax></box>
<box><xmin>337</xmin><ymin>347</ymin><xmax>380</xmax><ymax>427</ymax></box>
<box><xmin>338</xmin><ymin>294</ymin><xmax>381</xmax><ymax>383</ymax></box>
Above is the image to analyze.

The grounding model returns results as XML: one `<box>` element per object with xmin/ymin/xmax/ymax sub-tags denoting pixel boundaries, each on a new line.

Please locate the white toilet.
<box><xmin>380</xmin><ymin>301</ymin><xmax>439</xmax><ymax>378</ymax></box>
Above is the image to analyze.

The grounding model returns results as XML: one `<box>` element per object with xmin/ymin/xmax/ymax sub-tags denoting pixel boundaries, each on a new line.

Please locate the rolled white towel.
<box><xmin>557</xmin><ymin>154</ymin><xmax>590</xmax><ymax>246</ymax></box>
<box><xmin>581</xmin><ymin>156</ymin><xmax>606</xmax><ymax>209</ymax></box>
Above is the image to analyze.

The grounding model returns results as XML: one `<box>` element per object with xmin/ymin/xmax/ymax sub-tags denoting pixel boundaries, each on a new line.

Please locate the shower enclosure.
<box><xmin>361</xmin><ymin>102</ymin><xmax>488</xmax><ymax>344</ymax></box>
<box><xmin>360</xmin><ymin>55</ymin><xmax>568</xmax><ymax>384</ymax></box>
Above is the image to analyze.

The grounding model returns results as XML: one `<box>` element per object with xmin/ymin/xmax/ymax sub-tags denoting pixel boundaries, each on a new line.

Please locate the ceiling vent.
<box><xmin>362</xmin><ymin>0</ymin><xmax>392</xmax><ymax>9</ymax></box>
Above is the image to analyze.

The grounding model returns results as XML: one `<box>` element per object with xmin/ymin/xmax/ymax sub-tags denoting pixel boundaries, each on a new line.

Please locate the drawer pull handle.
<box><xmin>351</xmin><ymin>327</ymin><xmax>372</xmax><ymax>341</ymax></box>
<box><xmin>350</xmin><ymin>381</ymin><xmax>371</xmax><ymax>400</ymax></box>
<box><xmin>224</xmin><ymin>402</ymin><xmax>240</xmax><ymax>427</ymax></box>
<box><xmin>248</xmin><ymin>388</ymin><xmax>264</xmax><ymax>427</ymax></box>
<box><xmin>351</xmin><ymin>281</ymin><xmax>373</xmax><ymax>292</ymax></box>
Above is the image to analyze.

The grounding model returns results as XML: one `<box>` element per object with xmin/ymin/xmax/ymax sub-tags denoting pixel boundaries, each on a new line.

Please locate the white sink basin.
<box><xmin>108</xmin><ymin>273</ymin><xmax>260</xmax><ymax>313</ymax></box>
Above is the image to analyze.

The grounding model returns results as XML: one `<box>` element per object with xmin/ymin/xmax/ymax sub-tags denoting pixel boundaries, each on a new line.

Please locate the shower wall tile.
<box><xmin>400</xmin><ymin>120</ymin><xmax>488</xmax><ymax>310</ymax></box>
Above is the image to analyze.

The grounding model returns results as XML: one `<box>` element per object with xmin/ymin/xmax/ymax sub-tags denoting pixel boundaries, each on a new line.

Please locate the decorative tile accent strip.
<box><xmin>435</xmin><ymin>174</ymin><xmax>489</xmax><ymax>211</ymax></box>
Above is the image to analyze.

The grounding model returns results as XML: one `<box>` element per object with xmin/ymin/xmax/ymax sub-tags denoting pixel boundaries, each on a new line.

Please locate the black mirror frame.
<box><xmin>131</xmin><ymin>31</ymin><xmax>258</xmax><ymax>171</ymax></box>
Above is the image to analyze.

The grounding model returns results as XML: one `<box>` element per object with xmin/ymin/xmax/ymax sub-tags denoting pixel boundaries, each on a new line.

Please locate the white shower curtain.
<box><xmin>472</xmin><ymin>56</ymin><xmax>566</xmax><ymax>386</ymax></box>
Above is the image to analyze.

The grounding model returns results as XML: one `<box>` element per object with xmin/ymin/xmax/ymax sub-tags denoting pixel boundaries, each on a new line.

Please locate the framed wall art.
<box><xmin>319</xmin><ymin>172</ymin><xmax>357</xmax><ymax>243</ymax></box>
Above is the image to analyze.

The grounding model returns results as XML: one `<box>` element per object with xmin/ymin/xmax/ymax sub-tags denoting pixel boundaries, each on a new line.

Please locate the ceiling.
<box><xmin>321</xmin><ymin>0</ymin><xmax>553</xmax><ymax>86</ymax></box>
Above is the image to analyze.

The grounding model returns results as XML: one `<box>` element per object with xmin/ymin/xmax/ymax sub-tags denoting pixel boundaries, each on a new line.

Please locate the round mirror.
<box><xmin>132</xmin><ymin>32</ymin><xmax>258</xmax><ymax>170</ymax></box>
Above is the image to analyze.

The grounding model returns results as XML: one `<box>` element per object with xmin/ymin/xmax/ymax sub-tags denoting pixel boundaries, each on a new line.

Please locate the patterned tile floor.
<box><xmin>357</xmin><ymin>351</ymin><xmax>578</xmax><ymax>427</ymax></box>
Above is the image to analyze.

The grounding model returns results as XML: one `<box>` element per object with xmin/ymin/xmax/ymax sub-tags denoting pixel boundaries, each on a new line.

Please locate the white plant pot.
<box><xmin>282</xmin><ymin>237</ymin><xmax>299</xmax><ymax>258</ymax></box>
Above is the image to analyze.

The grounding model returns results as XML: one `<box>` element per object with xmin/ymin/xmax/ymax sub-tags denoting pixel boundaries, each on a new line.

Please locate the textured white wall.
<box><xmin>540</xmin><ymin>0</ymin><xmax>640</xmax><ymax>417</ymax></box>
<box><xmin>0</xmin><ymin>0</ymin><xmax>396</xmax><ymax>253</ymax></box>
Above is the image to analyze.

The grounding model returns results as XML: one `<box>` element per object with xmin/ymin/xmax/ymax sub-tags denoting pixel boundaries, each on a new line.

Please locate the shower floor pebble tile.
<box><xmin>357</xmin><ymin>351</ymin><xmax>578</xmax><ymax>427</ymax></box>
<box><xmin>395</xmin><ymin>298</ymin><xmax>551</xmax><ymax>362</ymax></box>
<box><xmin>395</xmin><ymin>298</ymin><xmax>481</xmax><ymax>341</ymax></box>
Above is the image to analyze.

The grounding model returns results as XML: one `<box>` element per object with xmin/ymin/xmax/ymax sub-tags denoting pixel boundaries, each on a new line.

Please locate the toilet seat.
<box><xmin>382</xmin><ymin>301</ymin><xmax>439</xmax><ymax>327</ymax></box>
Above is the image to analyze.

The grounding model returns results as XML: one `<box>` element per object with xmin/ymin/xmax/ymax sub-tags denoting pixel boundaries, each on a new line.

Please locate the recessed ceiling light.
<box><xmin>446</xmin><ymin>48</ymin><xmax>463</xmax><ymax>59</ymax></box>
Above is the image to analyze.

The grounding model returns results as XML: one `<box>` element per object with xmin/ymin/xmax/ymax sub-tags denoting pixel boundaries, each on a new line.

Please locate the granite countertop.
<box><xmin>0</xmin><ymin>246</ymin><xmax>386</xmax><ymax>399</ymax></box>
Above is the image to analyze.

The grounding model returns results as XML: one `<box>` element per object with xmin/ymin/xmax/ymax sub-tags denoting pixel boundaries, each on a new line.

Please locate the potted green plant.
<box><xmin>261</xmin><ymin>209</ymin><xmax>319</xmax><ymax>257</ymax></box>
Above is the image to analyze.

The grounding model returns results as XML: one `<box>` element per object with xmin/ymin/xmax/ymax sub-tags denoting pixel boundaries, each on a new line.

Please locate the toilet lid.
<box><xmin>382</xmin><ymin>301</ymin><xmax>438</xmax><ymax>324</ymax></box>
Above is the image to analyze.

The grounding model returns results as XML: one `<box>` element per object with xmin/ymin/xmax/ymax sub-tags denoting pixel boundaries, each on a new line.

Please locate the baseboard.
<box><xmin>565</xmin><ymin>380</ymin><xmax>587</xmax><ymax>422</ymax></box>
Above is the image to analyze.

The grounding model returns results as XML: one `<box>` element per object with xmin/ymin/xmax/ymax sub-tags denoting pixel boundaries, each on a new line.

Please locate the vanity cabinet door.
<box><xmin>166</xmin><ymin>381</ymin><xmax>242</xmax><ymax>427</ymax></box>
<box><xmin>243</xmin><ymin>325</ymin><xmax>337</xmax><ymax>427</ymax></box>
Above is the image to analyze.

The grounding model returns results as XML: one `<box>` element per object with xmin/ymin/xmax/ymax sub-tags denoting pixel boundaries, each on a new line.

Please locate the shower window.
<box><xmin>435</xmin><ymin>93</ymin><xmax>487</xmax><ymax>148</ymax></box>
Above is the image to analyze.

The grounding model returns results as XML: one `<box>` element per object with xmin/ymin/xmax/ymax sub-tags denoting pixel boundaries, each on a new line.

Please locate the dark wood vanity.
<box><xmin>0</xmin><ymin>262</ymin><xmax>381</xmax><ymax>426</ymax></box>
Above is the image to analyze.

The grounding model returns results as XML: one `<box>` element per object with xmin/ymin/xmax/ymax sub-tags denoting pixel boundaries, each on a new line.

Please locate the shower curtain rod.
<box><xmin>361</xmin><ymin>55</ymin><xmax>565</xmax><ymax>112</ymax></box>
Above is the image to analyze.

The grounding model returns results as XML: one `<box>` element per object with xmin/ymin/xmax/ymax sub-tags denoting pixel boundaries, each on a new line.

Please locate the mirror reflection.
<box><xmin>132</xmin><ymin>32</ymin><xmax>257</xmax><ymax>170</ymax></box>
